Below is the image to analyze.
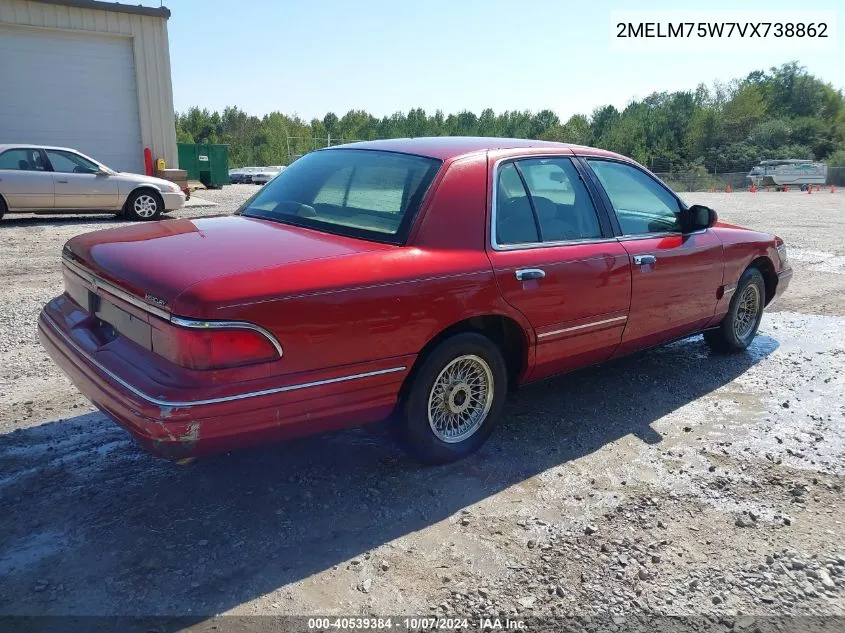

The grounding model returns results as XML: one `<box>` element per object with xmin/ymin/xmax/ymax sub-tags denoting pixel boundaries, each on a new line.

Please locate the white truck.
<box><xmin>747</xmin><ymin>160</ymin><xmax>828</xmax><ymax>191</ymax></box>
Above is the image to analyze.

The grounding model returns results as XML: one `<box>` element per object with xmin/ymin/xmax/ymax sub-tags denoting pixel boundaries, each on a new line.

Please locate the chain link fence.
<box><xmin>280</xmin><ymin>136</ymin><xmax>845</xmax><ymax>192</ymax></box>
<box><xmin>284</xmin><ymin>135</ymin><xmax>365</xmax><ymax>162</ymax></box>
<box><xmin>654</xmin><ymin>167</ymin><xmax>845</xmax><ymax>192</ymax></box>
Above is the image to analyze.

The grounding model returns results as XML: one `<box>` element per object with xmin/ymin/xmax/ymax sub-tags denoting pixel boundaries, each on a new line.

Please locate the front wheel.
<box><xmin>125</xmin><ymin>189</ymin><xmax>163</xmax><ymax>221</ymax></box>
<box><xmin>399</xmin><ymin>333</ymin><xmax>507</xmax><ymax>464</ymax></box>
<box><xmin>704</xmin><ymin>267</ymin><xmax>765</xmax><ymax>353</ymax></box>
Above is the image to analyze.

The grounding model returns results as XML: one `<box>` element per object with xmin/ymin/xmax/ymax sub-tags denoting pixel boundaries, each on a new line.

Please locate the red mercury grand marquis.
<box><xmin>39</xmin><ymin>137</ymin><xmax>792</xmax><ymax>463</ymax></box>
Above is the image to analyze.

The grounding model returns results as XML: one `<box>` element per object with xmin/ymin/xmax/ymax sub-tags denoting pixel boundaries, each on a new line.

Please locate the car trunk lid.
<box><xmin>63</xmin><ymin>215</ymin><xmax>391</xmax><ymax>315</ymax></box>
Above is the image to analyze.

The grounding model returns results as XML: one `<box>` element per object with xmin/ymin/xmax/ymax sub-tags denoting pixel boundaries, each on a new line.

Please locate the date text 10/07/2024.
<box><xmin>306</xmin><ymin>617</ymin><xmax>527</xmax><ymax>630</ymax></box>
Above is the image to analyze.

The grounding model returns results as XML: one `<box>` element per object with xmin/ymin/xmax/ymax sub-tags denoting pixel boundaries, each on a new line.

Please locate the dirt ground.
<box><xmin>1</xmin><ymin>188</ymin><xmax>844</xmax><ymax>627</ymax></box>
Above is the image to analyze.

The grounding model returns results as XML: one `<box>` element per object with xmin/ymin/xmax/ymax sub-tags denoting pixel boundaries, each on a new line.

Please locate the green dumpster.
<box><xmin>177</xmin><ymin>143</ymin><xmax>229</xmax><ymax>189</ymax></box>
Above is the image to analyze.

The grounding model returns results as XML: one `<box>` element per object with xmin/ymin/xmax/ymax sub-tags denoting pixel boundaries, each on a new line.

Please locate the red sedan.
<box><xmin>39</xmin><ymin>138</ymin><xmax>792</xmax><ymax>463</ymax></box>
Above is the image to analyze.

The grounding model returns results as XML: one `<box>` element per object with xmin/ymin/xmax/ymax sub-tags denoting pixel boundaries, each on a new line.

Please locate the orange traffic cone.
<box><xmin>750</xmin><ymin>184</ymin><xmax>757</xmax><ymax>193</ymax></box>
<box><xmin>726</xmin><ymin>184</ymin><xmax>732</xmax><ymax>193</ymax></box>
<box><xmin>807</xmin><ymin>186</ymin><xmax>812</xmax><ymax>194</ymax></box>
<box><xmin>832</xmin><ymin>186</ymin><xmax>837</xmax><ymax>193</ymax></box>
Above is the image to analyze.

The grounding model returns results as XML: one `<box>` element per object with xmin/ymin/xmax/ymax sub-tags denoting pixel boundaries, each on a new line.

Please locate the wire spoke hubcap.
<box><xmin>427</xmin><ymin>354</ymin><xmax>494</xmax><ymax>443</ymax></box>
<box><xmin>134</xmin><ymin>194</ymin><xmax>158</xmax><ymax>218</ymax></box>
<box><xmin>734</xmin><ymin>284</ymin><xmax>761</xmax><ymax>341</ymax></box>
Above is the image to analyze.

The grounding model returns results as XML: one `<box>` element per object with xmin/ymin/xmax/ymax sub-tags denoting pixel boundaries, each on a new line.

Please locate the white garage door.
<box><xmin>0</xmin><ymin>26</ymin><xmax>143</xmax><ymax>173</ymax></box>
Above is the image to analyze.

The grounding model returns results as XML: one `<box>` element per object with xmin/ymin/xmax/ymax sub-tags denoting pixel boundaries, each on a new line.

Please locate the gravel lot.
<box><xmin>1</xmin><ymin>188</ymin><xmax>844</xmax><ymax>626</ymax></box>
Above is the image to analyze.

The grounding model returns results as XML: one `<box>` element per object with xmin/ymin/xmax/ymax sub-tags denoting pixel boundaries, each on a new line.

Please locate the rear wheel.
<box><xmin>704</xmin><ymin>267</ymin><xmax>765</xmax><ymax>353</ymax></box>
<box><xmin>399</xmin><ymin>333</ymin><xmax>507</xmax><ymax>464</ymax></box>
<box><xmin>0</xmin><ymin>196</ymin><xmax>6</xmax><ymax>221</ymax></box>
<box><xmin>125</xmin><ymin>189</ymin><xmax>163</xmax><ymax>221</ymax></box>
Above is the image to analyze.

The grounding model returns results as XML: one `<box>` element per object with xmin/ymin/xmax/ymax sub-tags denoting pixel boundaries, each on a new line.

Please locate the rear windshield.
<box><xmin>238</xmin><ymin>149</ymin><xmax>441</xmax><ymax>243</ymax></box>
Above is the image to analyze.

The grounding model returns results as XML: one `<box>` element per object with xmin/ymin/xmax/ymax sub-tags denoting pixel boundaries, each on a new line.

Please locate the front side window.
<box><xmin>587</xmin><ymin>160</ymin><xmax>682</xmax><ymax>235</ymax></box>
<box><xmin>495</xmin><ymin>157</ymin><xmax>603</xmax><ymax>246</ymax></box>
<box><xmin>240</xmin><ymin>149</ymin><xmax>440</xmax><ymax>243</ymax></box>
<box><xmin>46</xmin><ymin>150</ymin><xmax>99</xmax><ymax>174</ymax></box>
<box><xmin>0</xmin><ymin>148</ymin><xmax>47</xmax><ymax>171</ymax></box>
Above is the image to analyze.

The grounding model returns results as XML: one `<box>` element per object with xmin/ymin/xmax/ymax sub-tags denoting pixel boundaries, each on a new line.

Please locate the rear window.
<box><xmin>239</xmin><ymin>149</ymin><xmax>441</xmax><ymax>243</ymax></box>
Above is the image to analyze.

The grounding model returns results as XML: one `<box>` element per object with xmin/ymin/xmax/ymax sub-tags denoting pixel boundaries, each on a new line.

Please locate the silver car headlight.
<box><xmin>776</xmin><ymin>243</ymin><xmax>789</xmax><ymax>268</ymax></box>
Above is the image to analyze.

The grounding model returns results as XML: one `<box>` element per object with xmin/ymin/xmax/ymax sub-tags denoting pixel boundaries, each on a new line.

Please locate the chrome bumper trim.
<box><xmin>41</xmin><ymin>313</ymin><xmax>405</xmax><ymax>410</ymax></box>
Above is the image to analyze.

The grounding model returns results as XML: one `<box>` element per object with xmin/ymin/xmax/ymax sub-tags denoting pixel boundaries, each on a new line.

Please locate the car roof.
<box><xmin>0</xmin><ymin>143</ymin><xmax>83</xmax><ymax>153</ymax></box>
<box><xmin>323</xmin><ymin>136</ymin><xmax>628</xmax><ymax>161</ymax></box>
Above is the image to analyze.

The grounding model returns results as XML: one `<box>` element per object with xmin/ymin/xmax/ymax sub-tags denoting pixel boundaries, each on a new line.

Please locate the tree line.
<box><xmin>176</xmin><ymin>62</ymin><xmax>845</xmax><ymax>176</ymax></box>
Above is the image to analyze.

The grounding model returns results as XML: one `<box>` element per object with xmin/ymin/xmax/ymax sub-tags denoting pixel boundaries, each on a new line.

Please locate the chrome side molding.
<box><xmin>538</xmin><ymin>315</ymin><xmax>628</xmax><ymax>339</ymax></box>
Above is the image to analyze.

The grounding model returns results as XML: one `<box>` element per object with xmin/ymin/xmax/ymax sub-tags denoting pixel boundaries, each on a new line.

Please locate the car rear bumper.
<box><xmin>38</xmin><ymin>296</ymin><xmax>411</xmax><ymax>459</ymax></box>
<box><xmin>162</xmin><ymin>191</ymin><xmax>186</xmax><ymax>211</ymax></box>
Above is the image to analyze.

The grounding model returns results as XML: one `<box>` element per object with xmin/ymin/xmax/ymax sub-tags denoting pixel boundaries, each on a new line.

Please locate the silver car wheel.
<box><xmin>427</xmin><ymin>354</ymin><xmax>494</xmax><ymax>443</ymax></box>
<box><xmin>733</xmin><ymin>284</ymin><xmax>761</xmax><ymax>341</ymax></box>
<box><xmin>133</xmin><ymin>194</ymin><xmax>159</xmax><ymax>218</ymax></box>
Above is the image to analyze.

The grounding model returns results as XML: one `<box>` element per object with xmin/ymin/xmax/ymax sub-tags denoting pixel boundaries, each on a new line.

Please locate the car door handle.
<box><xmin>633</xmin><ymin>255</ymin><xmax>657</xmax><ymax>265</ymax></box>
<box><xmin>515</xmin><ymin>268</ymin><xmax>545</xmax><ymax>281</ymax></box>
<box><xmin>56</xmin><ymin>179</ymin><xmax>68</xmax><ymax>184</ymax></box>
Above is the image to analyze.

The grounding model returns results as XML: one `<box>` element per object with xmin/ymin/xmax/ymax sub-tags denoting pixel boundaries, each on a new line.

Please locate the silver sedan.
<box><xmin>0</xmin><ymin>144</ymin><xmax>185</xmax><ymax>221</ymax></box>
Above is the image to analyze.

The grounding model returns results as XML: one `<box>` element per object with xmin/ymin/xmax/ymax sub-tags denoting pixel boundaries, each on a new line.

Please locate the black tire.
<box><xmin>704</xmin><ymin>267</ymin><xmax>766</xmax><ymax>353</ymax></box>
<box><xmin>124</xmin><ymin>189</ymin><xmax>163</xmax><ymax>221</ymax></box>
<box><xmin>398</xmin><ymin>332</ymin><xmax>508</xmax><ymax>464</ymax></box>
<box><xmin>0</xmin><ymin>195</ymin><xmax>6</xmax><ymax>221</ymax></box>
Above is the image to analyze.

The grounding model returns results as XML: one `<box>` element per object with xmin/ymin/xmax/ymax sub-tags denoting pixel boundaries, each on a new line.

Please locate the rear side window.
<box><xmin>495</xmin><ymin>163</ymin><xmax>539</xmax><ymax>245</ymax></box>
<box><xmin>241</xmin><ymin>149</ymin><xmax>441</xmax><ymax>243</ymax></box>
<box><xmin>0</xmin><ymin>148</ymin><xmax>47</xmax><ymax>171</ymax></box>
<box><xmin>587</xmin><ymin>160</ymin><xmax>682</xmax><ymax>235</ymax></box>
<box><xmin>495</xmin><ymin>157</ymin><xmax>603</xmax><ymax>246</ymax></box>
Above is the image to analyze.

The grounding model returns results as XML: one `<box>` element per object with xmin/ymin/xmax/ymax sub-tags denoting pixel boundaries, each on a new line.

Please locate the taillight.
<box><xmin>152</xmin><ymin>320</ymin><xmax>281</xmax><ymax>370</ymax></box>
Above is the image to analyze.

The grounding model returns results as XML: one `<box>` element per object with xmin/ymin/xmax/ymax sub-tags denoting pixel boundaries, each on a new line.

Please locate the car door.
<box><xmin>486</xmin><ymin>155</ymin><xmax>632</xmax><ymax>381</ymax></box>
<box><xmin>0</xmin><ymin>147</ymin><xmax>54</xmax><ymax>210</ymax></box>
<box><xmin>584</xmin><ymin>158</ymin><xmax>724</xmax><ymax>355</ymax></box>
<box><xmin>45</xmin><ymin>149</ymin><xmax>120</xmax><ymax>210</ymax></box>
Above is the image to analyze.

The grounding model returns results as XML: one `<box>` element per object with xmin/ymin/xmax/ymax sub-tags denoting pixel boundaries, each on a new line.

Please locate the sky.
<box><xmin>165</xmin><ymin>0</ymin><xmax>843</xmax><ymax>122</ymax></box>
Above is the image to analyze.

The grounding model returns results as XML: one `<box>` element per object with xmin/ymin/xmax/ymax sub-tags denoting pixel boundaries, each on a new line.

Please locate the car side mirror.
<box><xmin>682</xmin><ymin>204</ymin><xmax>717</xmax><ymax>232</ymax></box>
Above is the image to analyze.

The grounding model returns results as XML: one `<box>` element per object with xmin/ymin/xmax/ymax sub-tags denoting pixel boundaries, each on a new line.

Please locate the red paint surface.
<box><xmin>143</xmin><ymin>147</ymin><xmax>153</xmax><ymax>176</ymax></box>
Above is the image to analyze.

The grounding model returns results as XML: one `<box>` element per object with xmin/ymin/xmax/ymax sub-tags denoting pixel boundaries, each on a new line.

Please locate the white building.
<box><xmin>0</xmin><ymin>0</ymin><xmax>177</xmax><ymax>173</ymax></box>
